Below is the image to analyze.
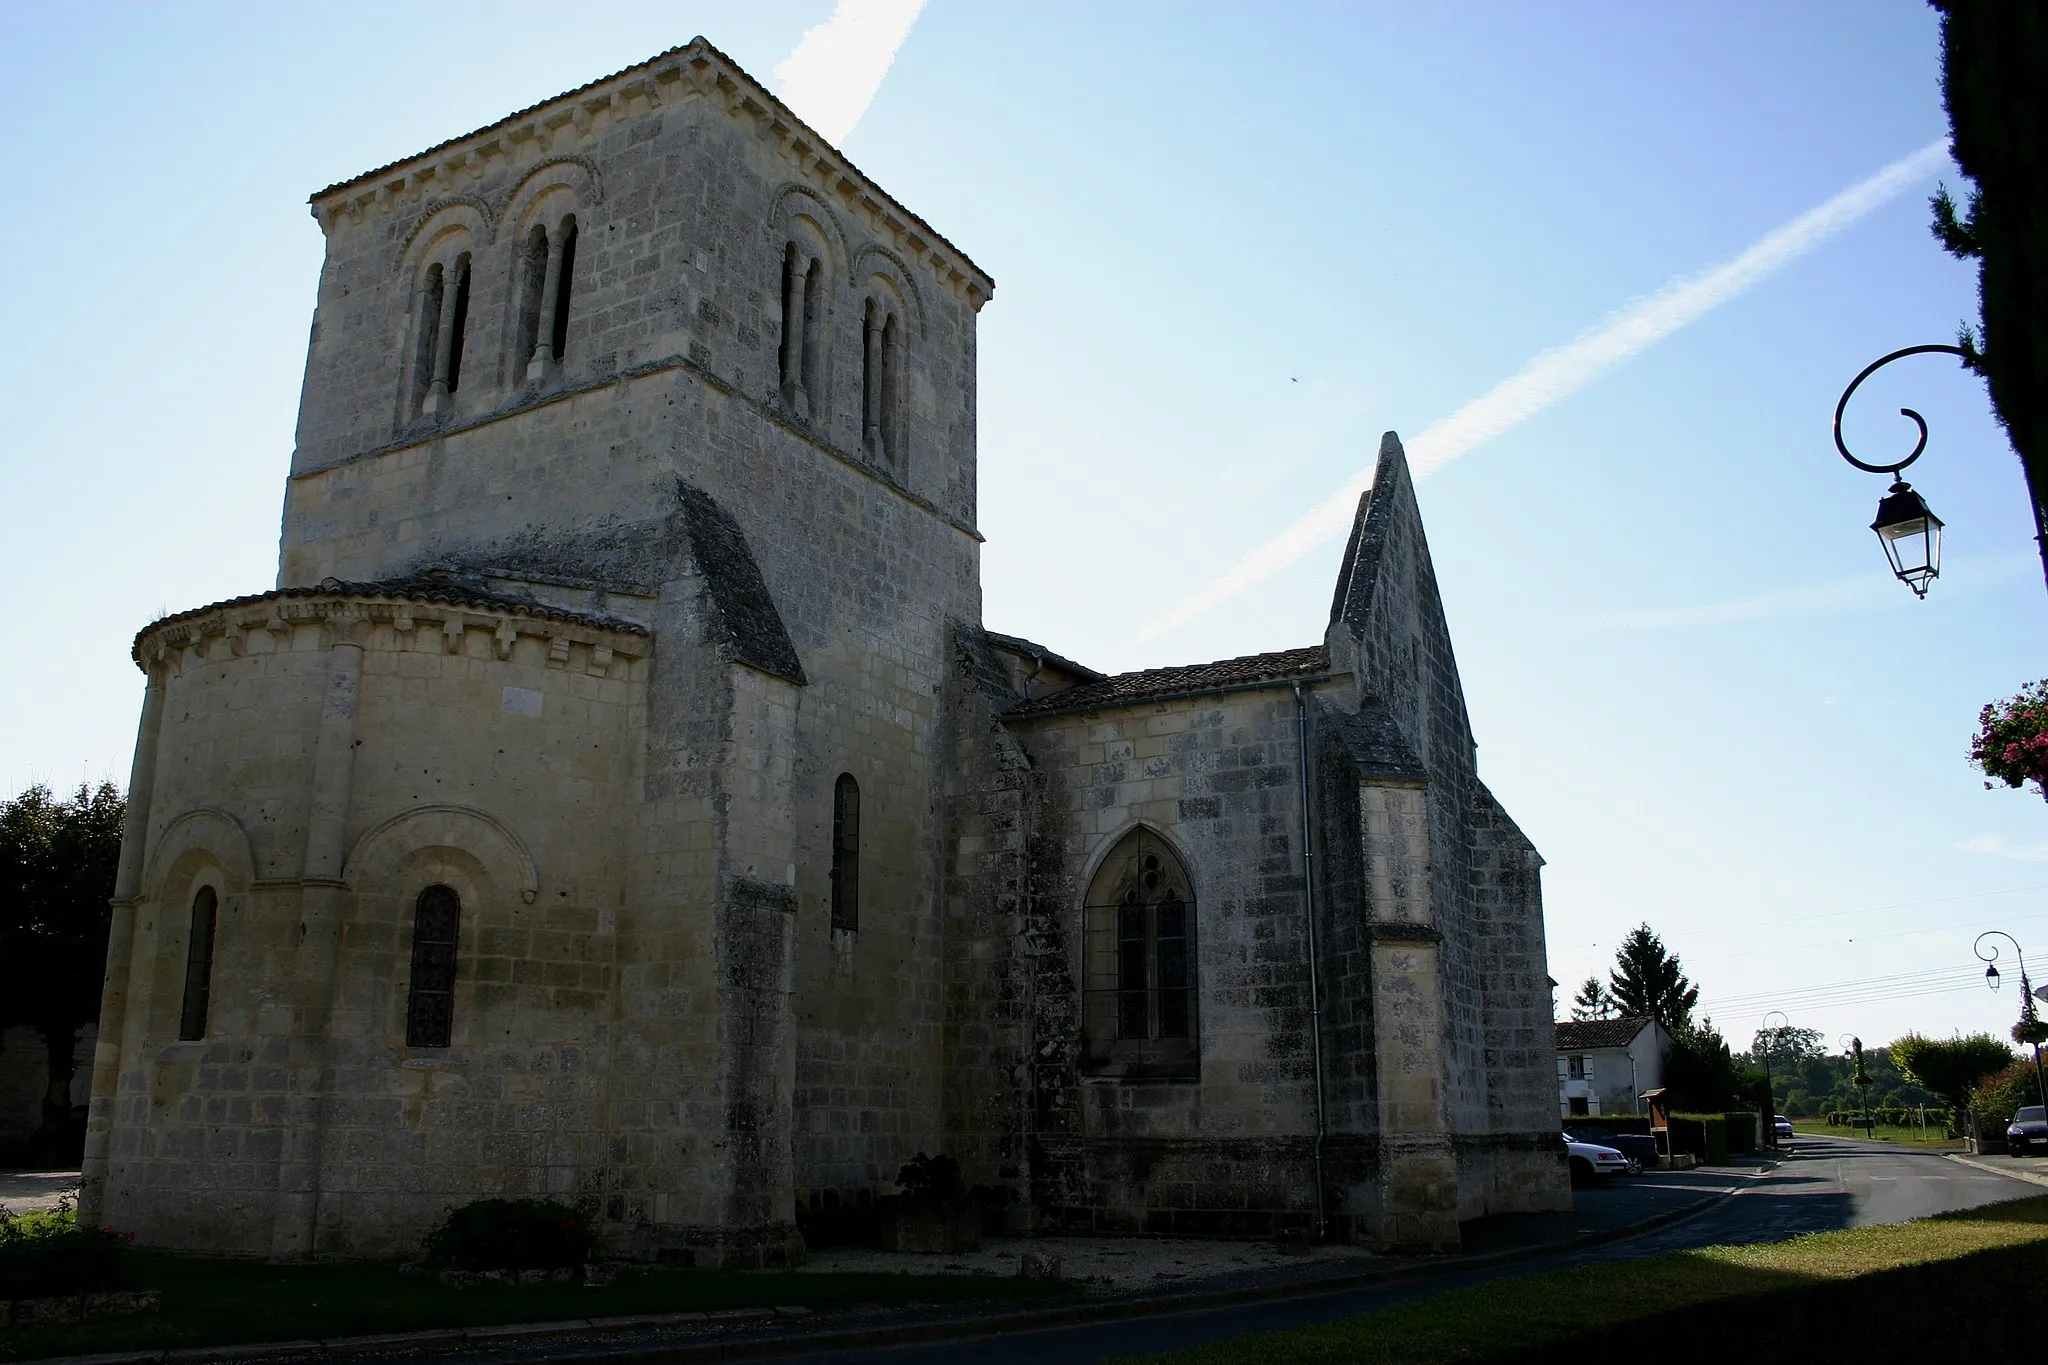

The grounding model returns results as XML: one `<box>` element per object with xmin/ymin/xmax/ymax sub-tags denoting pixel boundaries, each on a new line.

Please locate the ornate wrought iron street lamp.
<box><xmin>1975</xmin><ymin>930</ymin><xmax>2048</xmax><ymax>1117</ymax></box>
<box><xmin>1833</xmin><ymin>344</ymin><xmax>1971</xmax><ymax>598</ymax></box>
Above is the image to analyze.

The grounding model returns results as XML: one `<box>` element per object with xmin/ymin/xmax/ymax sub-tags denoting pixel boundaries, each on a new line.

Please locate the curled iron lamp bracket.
<box><xmin>1976</xmin><ymin>929</ymin><xmax>2024</xmax><ymax>990</ymax></box>
<box><xmin>1833</xmin><ymin>344</ymin><xmax>1973</xmax><ymax>476</ymax></box>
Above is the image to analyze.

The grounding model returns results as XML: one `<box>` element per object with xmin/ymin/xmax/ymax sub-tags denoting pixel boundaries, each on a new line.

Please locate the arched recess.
<box><xmin>502</xmin><ymin>156</ymin><xmax>603</xmax><ymax>238</ymax></box>
<box><xmin>767</xmin><ymin>183</ymin><xmax>849</xmax><ymax>277</ymax></box>
<box><xmin>342</xmin><ymin>803</ymin><xmax>539</xmax><ymax>904</ymax></box>
<box><xmin>395</xmin><ymin>200</ymin><xmax>492</xmax><ymax>277</ymax></box>
<box><xmin>851</xmin><ymin>243</ymin><xmax>927</xmax><ymax>341</ymax></box>
<box><xmin>143</xmin><ymin>808</ymin><xmax>256</xmax><ymax>901</ymax></box>
<box><xmin>1080</xmin><ymin>823</ymin><xmax>1200</xmax><ymax>1079</ymax></box>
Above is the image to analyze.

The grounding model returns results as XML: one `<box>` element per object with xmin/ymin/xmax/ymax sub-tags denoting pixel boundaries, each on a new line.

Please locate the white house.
<box><xmin>1554</xmin><ymin>1017</ymin><xmax>1669</xmax><ymax>1117</ymax></box>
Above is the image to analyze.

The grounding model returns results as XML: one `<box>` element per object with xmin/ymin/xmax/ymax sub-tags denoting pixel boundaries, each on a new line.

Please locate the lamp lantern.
<box><xmin>1871</xmin><ymin>479</ymin><xmax>1942</xmax><ymax>598</ymax></box>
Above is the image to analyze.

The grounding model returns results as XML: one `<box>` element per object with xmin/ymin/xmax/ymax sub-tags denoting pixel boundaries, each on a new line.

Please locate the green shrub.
<box><xmin>421</xmin><ymin>1198</ymin><xmax>598</xmax><ymax>1271</ymax></box>
<box><xmin>1973</xmin><ymin>1061</ymin><xmax>2044</xmax><ymax>1135</ymax></box>
<box><xmin>1559</xmin><ymin>1115</ymin><xmax>1650</xmax><ymax>1137</ymax></box>
<box><xmin>1722</xmin><ymin>1112</ymin><xmax>1757</xmax><ymax>1154</ymax></box>
<box><xmin>0</xmin><ymin>1202</ymin><xmax>134</xmax><ymax>1299</ymax></box>
<box><xmin>1669</xmin><ymin>1114</ymin><xmax>1728</xmax><ymax>1165</ymax></box>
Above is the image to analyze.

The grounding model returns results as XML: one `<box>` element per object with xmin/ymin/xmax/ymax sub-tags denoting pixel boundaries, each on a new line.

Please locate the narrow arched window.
<box><xmin>779</xmin><ymin>243</ymin><xmax>803</xmax><ymax>396</ymax></box>
<box><xmin>548</xmin><ymin>216</ymin><xmax>578</xmax><ymax>364</ymax></box>
<box><xmin>409</xmin><ymin>263</ymin><xmax>444</xmax><ymax>413</ymax></box>
<box><xmin>406</xmin><ymin>884</ymin><xmax>461</xmax><ymax>1048</ymax></box>
<box><xmin>419</xmin><ymin>253</ymin><xmax>472</xmax><ymax>415</ymax></box>
<box><xmin>830</xmin><ymin>774</ymin><xmax>860</xmax><ymax>933</ymax></box>
<box><xmin>879</xmin><ymin>311</ymin><xmax>902</xmax><ymax>467</ymax></box>
<box><xmin>1084</xmin><ymin>829</ymin><xmax>1198</xmax><ymax>1077</ymax></box>
<box><xmin>178</xmin><ymin>886</ymin><xmax>218</xmax><ymax>1041</ymax></box>
<box><xmin>512</xmin><ymin>225</ymin><xmax>548</xmax><ymax>380</ymax></box>
<box><xmin>444</xmin><ymin>254</ymin><xmax>472</xmax><ymax>393</ymax></box>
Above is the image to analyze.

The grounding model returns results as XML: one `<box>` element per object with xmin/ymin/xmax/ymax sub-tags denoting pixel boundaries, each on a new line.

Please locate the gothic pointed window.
<box><xmin>405</xmin><ymin>884</ymin><xmax>461</xmax><ymax>1048</ymax></box>
<box><xmin>178</xmin><ymin>886</ymin><xmax>218</xmax><ymax>1041</ymax></box>
<box><xmin>1084</xmin><ymin>829</ymin><xmax>1198</xmax><ymax>1077</ymax></box>
<box><xmin>830</xmin><ymin>774</ymin><xmax>860</xmax><ymax>933</ymax></box>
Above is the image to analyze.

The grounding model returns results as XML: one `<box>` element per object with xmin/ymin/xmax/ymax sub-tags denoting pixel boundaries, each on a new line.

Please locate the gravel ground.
<box><xmin>0</xmin><ymin>1168</ymin><xmax>80</xmax><ymax>1215</ymax></box>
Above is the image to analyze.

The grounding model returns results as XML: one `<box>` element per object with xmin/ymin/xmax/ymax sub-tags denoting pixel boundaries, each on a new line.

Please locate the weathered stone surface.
<box><xmin>84</xmin><ymin>40</ymin><xmax>1562</xmax><ymax>1264</ymax></box>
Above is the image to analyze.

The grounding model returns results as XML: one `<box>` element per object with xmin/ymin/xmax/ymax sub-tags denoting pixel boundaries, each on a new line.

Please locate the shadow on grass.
<box><xmin>0</xmin><ymin>1255</ymin><xmax>1070</xmax><ymax>1362</ymax></box>
<box><xmin>1126</xmin><ymin>1196</ymin><xmax>2048</xmax><ymax>1365</ymax></box>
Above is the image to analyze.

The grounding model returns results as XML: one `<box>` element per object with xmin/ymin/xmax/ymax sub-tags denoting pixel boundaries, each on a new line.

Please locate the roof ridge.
<box><xmin>307</xmin><ymin>36</ymin><xmax>990</xmax><ymax>292</ymax></box>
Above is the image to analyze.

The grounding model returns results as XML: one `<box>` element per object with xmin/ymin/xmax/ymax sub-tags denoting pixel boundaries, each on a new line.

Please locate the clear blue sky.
<box><xmin>2</xmin><ymin>2</ymin><xmax>2041</xmax><ymax>1051</ymax></box>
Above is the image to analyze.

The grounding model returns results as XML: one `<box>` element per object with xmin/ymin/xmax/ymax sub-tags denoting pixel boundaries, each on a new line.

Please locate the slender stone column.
<box><xmin>422</xmin><ymin>261</ymin><xmax>463</xmax><ymax>415</ymax></box>
<box><xmin>863</xmin><ymin>303</ymin><xmax>882</xmax><ymax>454</ymax></box>
<box><xmin>77</xmin><ymin>666</ymin><xmax>168</xmax><ymax>1226</ymax></box>
<box><xmin>272</xmin><ymin>622</ymin><xmax>366</xmax><ymax>1257</ymax></box>
<box><xmin>779</xmin><ymin>248</ymin><xmax>809</xmax><ymax>416</ymax></box>
<box><xmin>526</xmin><ymin>229</ymin><xmax>566</xmax><ymax>383</ymax></box>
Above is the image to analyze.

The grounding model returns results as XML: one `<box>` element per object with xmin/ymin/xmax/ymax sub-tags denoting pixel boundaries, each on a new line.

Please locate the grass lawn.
<box><xmin>0</xmin><ymin>1254</ymin><xmax>1067</xmax><ymax>1362</ymax></box>
<box><xmin>1789</xmin><ymin>1120</ymin><xmax>1962</xmax><ymax>1150</ymax></box>
<box><xmin>1117</xmin><ymin>1195</ymin><xmax>2048</xmax><ymax>1364</ymax></box>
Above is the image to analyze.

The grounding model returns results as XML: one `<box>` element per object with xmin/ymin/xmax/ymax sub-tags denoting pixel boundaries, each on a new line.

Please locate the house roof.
<box><xmin>1554</xmin><ymin>1017</ymin><xmax>1653</xmax><ymax>1051</ymax></box>
<box><xmin>1003</xmin><ymin>644</ymin><xmax>1328</xmax><ymax>719</ymax></box>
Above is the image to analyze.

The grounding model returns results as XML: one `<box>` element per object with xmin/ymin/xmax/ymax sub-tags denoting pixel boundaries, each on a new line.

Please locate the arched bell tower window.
<box><xmin>412</xmin><ymin>252</ymin><xmax>472</xmax><ymax>416</ymax></box>
<box><xmin>405</xmin><ymin>884</ymin><xmax>462</xmax><ymax>1048</ymax></box>
<box><xmin>178</xmin><ymin>886</ymin><xmax>218</xmax><ymax>1041</ymax></box>
<box><xmin>862</xmin><ymin>298</ymin><xmax>905</xmax><ymax>471</ymax></box>
<box><xmin>1083</xmin><ymin>829</ymin><xmax>1198</xmax><ymax>1078</ymax></box>
<box><xmin>778</xmin><ymin>240</ymin><xmax>827</xmax><ymax>421</ymax></box>
<box><xmin>513</xmin><ymin>215</ymin><xmax>578</xmax><ymax>383</ymax></box>
<box><xmin>830</xmin><ymin>774</ymin><xmax>860</xmax><ymax>933</ymax></box>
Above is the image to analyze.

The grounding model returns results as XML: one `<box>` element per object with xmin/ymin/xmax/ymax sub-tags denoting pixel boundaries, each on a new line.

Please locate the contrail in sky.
<box><xmin>1136</xmin><ymin>137</ymin><xmax>1954</xmax><ymax>645</ymax></box>
<box><xmin>774</xmin><ymin>0</ymin><xmax>928</xmax><ymax>145</ymax></box>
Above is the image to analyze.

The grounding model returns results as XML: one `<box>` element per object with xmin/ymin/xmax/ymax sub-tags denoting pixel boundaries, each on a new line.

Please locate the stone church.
<box><xmin>81</xmin><ymin>38</ymin><xmax>1566</xmax><ymax>1264</ymax></box>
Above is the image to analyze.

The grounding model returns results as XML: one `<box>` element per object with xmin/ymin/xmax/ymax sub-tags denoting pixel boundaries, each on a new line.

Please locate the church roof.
<box><xmin>138</xmin><ymin>576</ymin><xmax>647</xmax><ymax>646</ymax></box>
<box><xmin>1320</xmin><ymin>696</ymin><xmax>1428</xmax><ymax>781</ymax></box>
<box><xmin>308</xmin><ymin>37</ymin><xmax>990</xmax><ymax>294</ymax></box>
<box><xmin>982</xmin><ymin>631</ymin><xmax>1106</xmax><ymax>683</ymax></box>
<box><xmin>1553</xmin><ymin>1017</ymin><xmax>1654</xmax><ymax>1051</ymax></box>
<box><xmin>1004</xmin><ymin>644</ymin><xmax>1328</xmax><ymax>718</ymax></box>
<box><xmin>675</xmin><ymin>485</ymin><xmax>806</xmax><ymax>686</ymax></box>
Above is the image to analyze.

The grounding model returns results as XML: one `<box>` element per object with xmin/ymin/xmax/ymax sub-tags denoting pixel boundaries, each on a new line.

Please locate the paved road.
<box><xmin>777</xmin><ymin>1136</ymin><xmax>2035</xmax><ymax>1365</ymax></box>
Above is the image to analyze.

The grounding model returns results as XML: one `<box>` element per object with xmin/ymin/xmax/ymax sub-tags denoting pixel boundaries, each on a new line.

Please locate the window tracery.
<box><xmin>1083</xmin><ymin>829</ymin><xmax>1198</xmax><ymax>1077</ymax></box>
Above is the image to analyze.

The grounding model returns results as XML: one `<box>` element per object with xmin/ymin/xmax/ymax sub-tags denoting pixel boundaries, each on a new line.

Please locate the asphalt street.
<box><xmin>776</xmin><ymin>1135</ymin><xmax>2037</xmax><ymax>1365</ymax></box>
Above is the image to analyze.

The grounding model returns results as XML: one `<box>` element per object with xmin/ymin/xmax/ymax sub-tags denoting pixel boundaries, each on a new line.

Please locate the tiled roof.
<box><xmin>308</xmin><ymin>37</ymin><xmax>989</xmax><ymax>289</ymax></box>
<box><xmin>1553</xmin><ymin>1017</ymin><xmax>1652</xmax><ymax>1051</ymax></box>
<box><xmin>134</xmin><ymin>575</ymin><xmax>649</xmax><ymax>662</ymax></box>
<box><xmin>1005</xmin><ymin>645</ymin><xmax>1328</xmax><ymax>718</ymax></box>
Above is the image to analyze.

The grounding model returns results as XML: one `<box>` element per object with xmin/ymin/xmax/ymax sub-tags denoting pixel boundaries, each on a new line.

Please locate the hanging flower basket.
<box><xmin>1969</xmin><ymin>680</ymin><xmax>2048</xmax><ymax>801</ymax></box>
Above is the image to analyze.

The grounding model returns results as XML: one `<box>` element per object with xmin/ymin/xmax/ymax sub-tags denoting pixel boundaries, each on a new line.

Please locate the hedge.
<box><xmin>1722</xmin><ymin>1112</ymin><xmax>1757</xmax><ymax>1155</ymax></box>
<box><xmin>1557</xmin><ymin>1115</ymin><xmax>1650</xmax><ymax>1137</ymax></box>
<box><xmin>1668</xmin><ymin>1114</ymin><xmax>1728</xmax><ymax>1165</ymax></box>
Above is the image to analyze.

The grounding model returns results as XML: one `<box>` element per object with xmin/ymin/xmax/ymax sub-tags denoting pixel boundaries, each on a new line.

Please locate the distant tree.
<box><xmin>1607</xmin><ymin>924</ymin><xmax>1699</xmax><ymax>1031</ymax></box>
<box><xmin>1928</xmin><ymin>1</ymin><xmax>2048</xmax><ymax>593</ymax></box>
<box><xmin>1889</xmin><ymin>1032</ymin><xmax>2015</xmax><ymax>1116</ymax></box>
<box><xmin>1665</xmin><ymin>1019</ymin><xmax>1743</xmax><ymax>1111</ymax></box>
<box><xmin>1570</xmin><ymin>976</ymin><xmax>1618</xmax><ymax>1021</ymax></box>
<box><xmin>1746</xmin><ymin>1024</ymin><xmax>1825</xmax><ymax>1067</ymax></box>
<box><xmin>0</xmin><ymin>782</ymin><xmax>124</xmax><ymax>1162</ymax></box>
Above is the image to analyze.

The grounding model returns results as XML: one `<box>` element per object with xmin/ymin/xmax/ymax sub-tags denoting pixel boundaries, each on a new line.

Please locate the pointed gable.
<box><xmin>1324</xmin><ymin>432</ymin><xmax>1474</xmax><ymax>779</ymax></box>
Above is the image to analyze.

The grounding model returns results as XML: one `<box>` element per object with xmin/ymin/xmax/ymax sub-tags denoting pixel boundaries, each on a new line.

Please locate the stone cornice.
<box><xmin>132</xmin><ymin>585</ymin><xmax>649</xmax><ymax>676</ymax></box>
<box><xmin>308</xmin><ymin>37</ymin><xmax>993</xmax><ymax>312</ymax></box>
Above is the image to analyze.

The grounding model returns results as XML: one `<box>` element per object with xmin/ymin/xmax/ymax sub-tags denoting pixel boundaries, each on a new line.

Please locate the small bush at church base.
<box><xmin>420</xmin><ymin>1198</ymin><xmax>598</xmax><ymax>1272</ymax></box>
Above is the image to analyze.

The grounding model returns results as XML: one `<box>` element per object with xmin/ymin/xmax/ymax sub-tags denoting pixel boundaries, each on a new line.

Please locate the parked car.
<box><xmin>2007</xmin><ymin>1105</ymin><xmax>2048</xmax><ymax>1155</ymax></box>
<box><xmin>1564</xmin><ymin>1128</ymin><xmax>1654</xmax><ymax>1174</ymax></box>
<box><xmin>1773</xmin><ymin>1116</ymin><xmax>1796</xmax><ymax>1141</ymax></box>
<box><xmin>1563</xmin><ymin>1133</ymin><xmax>1631</xmax><ymax>1185</ymax></box>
